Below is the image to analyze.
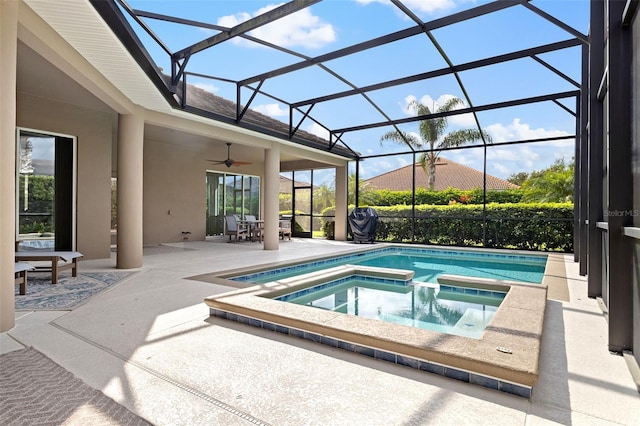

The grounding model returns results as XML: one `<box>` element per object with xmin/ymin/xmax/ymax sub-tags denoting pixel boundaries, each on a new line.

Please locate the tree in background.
<box><xmin>348</xmin><ymin>173</ymin><xmax>379</xmax><ymax>206</ymax></box>
<box><xmin>309</xmin><ymin>174</ymin><xmax>379</xmax><ymax>208</ymax></box>
<box><xmin>380</xmin><ymin>97</ymin><xmax>491</xmax><ymax>190</ymax></box>
<box><xmin>506</xmin><ymin>172</ymin><xmax>529</xmax><ymax>187</ymax></box>
<box><xmin>313</xmin><ymin>182</ymin><xmax>334</xmax><ymax>213</ymax></box>
<box><xmin>510</xmin><ymin>158</ymin><xmax>574</xmax><ymax>203</ymax></box>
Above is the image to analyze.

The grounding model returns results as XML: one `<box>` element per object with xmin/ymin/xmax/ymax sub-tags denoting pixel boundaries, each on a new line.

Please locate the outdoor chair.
<box><xmin>245</xmin><ymin>215</ymin><xmax>263</xmax><ymax>242</ymax></box>
<box><xmin>225</xmin><ymin>215</ymin><xmax>248</xmax><ymax>242</ymax></box>
<box><xmin>279</xmin><ymin>219</ymin><xmax>292</xmax><ymax>240</ymax></box>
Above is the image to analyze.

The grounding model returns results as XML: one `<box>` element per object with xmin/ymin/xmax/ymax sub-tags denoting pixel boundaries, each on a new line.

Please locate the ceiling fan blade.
<box><xmin>207</xmin><ymin>143</ymin><xmax>251</xmax><ymax>167</ymax></box>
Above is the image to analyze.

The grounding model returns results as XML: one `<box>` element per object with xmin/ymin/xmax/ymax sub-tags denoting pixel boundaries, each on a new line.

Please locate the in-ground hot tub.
<box><xmin>205</xmin><ymin>264</ymin><xmax>548</xmax><ymax>398</ymax></box>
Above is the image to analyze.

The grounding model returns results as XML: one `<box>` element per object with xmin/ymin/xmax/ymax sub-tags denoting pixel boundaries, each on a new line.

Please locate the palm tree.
<box><xmin>380</xmin><ymin>97</ymin><xmax>491</xmax><ymax>190</ymax></box>
<box><xmin>313</xmin><ymin>182</ymin><xmax>335</xmax><ymax>211</ymax></box>
<box><xmin>348</xmin><ymin>173</ymin><xmax>379</xmax><ymax>206</ymax></box>
<box><xmin>413</xmin><ymin>287</ymin><xmax>464</xmax><ymax>326</ymax></box>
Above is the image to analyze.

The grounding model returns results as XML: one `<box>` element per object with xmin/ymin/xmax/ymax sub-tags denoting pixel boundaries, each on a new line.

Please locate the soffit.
<box><xmin>24</xmin><ymin>0</ymin><xmax>171</xmax><ymax>113</ymax></box>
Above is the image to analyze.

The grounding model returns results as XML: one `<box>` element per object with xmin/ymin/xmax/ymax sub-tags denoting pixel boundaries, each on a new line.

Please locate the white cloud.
<box><xmin>443</xmin><ymin>118</ymin><xmax>575</xmax><ymax>178</ymax></box>
<box><xmin>448</xmin><ymin>150</ymin><xmax>483</xmax><ymax>167</ymax></box>
<box><xmin>306</xmin><ymin>122</ymin><xmax>330</xmax><ymax>140</ymax></box>
<box><xmin>218</xmin><ymin>4</ymin><xmax>335</xmax><ymax>49</ymax></box>
<box><xmin>254</xmin><ymin>103</ymin><xmax>288</xmax><ymax>117</ymax></box>
<box><xmin>486</xmin><ymin>149</ymin><xmax>518</xmax><ymax>161</ymax></box>
<box><xmin>354</xmin><ymin>0</ymin><xmax>458</xmax><ymax>14</ymax></box>
<box><xmin>485</xmin><ymin>118</ymin><xmax>570</xmax><ymax>143</ymax></box>
<box><xmin>481</xmin><ymin>119</ymin><xmax>575</xmax><ymax>176</ymax></box>
<box><xmin>491</xmin><ymin>163</ymin><xmax>511</xmax><ymax>176</ymax></box>
<box><xmin>360</xmin><ymin>157</ymin><xmax>410</xmax><ymax>179</ymax></box>
<box><xmin>488</xmin><ymin>145</ymin><xmax>539</xmax><ymax>168</ymax></box>
<box><xmin>192</xmin><ymin>82</ymin><xmax>219</xmax><ymax>93</ymax></box>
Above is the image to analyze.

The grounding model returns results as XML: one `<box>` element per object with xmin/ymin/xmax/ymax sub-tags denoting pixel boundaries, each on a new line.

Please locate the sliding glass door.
<box><xmin>292</xmin><ymin>171</ymin><xmax>312</xmax><ymax>238</ymax></box>
<box><xmin>205</xmin><ymin>171</ymin><xmax>260</xmax><ymax>236</ymax></box>
<box><xmin>16</xmin><ymin>129</ymin><xmax>76</xmax><ymax>251</ymax></box>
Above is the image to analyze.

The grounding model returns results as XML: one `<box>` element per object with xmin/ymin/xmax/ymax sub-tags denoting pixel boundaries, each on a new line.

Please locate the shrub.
<box><xmin>370</xmin><ymin>188</ymin><xmax>524</xmax><ymax>206</ymax></box>
<box><xmin>374</xmin><ymin>203</ymin><xmax>573</xmax><ymax>251</ymax></box>
<box><xmin>320</xmin><ymin>203</ymin><xmax>573</xmax><ymax>252</ymax></box>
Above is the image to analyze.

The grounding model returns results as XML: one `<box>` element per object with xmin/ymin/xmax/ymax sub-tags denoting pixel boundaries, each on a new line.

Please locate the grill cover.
<box><xmin>348</xmin><ymin>207</ymin><xmax>379</xmax><ymax>243</ymax></box>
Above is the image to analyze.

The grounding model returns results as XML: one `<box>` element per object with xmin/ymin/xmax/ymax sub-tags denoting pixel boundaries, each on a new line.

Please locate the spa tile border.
<box><xmin>274</xmin><ymin>276</ymin><xmax>507</xmax><ymax>303</ymax></box>
<box><xmin>273</xmin><ymin>274</ymin><xmax>410</xmax><ymax>302</ymax></box>
<box><xmin>209</xmin><ymin>308</ymin><xmax>532</xmax><ymax>399</ymax></box>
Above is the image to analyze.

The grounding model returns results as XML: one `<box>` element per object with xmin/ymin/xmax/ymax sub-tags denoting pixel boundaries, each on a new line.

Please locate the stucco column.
<box><xmin>334</xmin><ymin>165</ymin><xmax>348</xmax><ymax>241</ymax></box>
<box><xmin>0</xmin><ymin>1</ymin><xmax>18</xmax><ymax>332</ymax></box>
<box><xmin>116</xmin><ymin>110</ymin><xmax>144</xmax><ymax>268</ymax></box>
<box><xmin>263</xmin><ymin>144</ymin><xmax>280</xmax><ymax>250</ymax></box>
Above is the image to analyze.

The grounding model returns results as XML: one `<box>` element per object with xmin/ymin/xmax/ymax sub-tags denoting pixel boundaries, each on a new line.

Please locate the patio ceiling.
<box><xmin>88</xmin><ymin>0</ymin><xmax>587</xmax><ymax>162</ymax></box>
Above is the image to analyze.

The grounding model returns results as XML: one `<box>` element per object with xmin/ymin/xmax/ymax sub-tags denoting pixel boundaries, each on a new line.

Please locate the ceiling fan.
<box><xmin>208</xmin><ymin>143</ymin><xmax>252</xmax><ymax>168</ymax></box>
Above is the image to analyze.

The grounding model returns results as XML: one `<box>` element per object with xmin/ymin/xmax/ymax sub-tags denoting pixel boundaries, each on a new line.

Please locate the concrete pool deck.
<box><xmin>2</xmin><ymin>238</ymin><xmax>639</xmax><ymax>424</ymax></box>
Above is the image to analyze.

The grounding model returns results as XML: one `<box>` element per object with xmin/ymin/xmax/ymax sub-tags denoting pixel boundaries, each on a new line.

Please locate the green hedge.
<box><xmin>371</xmin><ymin>188</ymin><xmax>524</xmax><ymax>206</ymax></box>
<box><xmin>18</xmin><ymin>175</ymin><xmax>54</xmax><ymax>234</ymax></box>
<box><xmin>321</xmin><ymin>202</ymin><xmax>573</xmax><ymax>252</ymax></box>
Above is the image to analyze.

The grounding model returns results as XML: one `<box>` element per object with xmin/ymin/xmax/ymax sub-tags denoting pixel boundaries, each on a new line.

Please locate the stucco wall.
<box><xmin>142</xmin><ymin>139</ymin><xmax>206</xmax><ymax>245</ymax></box>
<box><xmin>17</xmin><ymin>92</ymin><xmax>114</xmax><ymax>260</ymax></box>
<box><xmin>142</xmin><ymin>137</ymin><xmax>264</xmax><ymax>245</ymax></box>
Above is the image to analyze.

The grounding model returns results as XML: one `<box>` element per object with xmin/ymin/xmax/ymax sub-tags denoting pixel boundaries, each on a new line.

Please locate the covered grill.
<box><xmin>348</xmin><ymin>207</ymin><xmax>379</xmax><ymax>244</ymax></box>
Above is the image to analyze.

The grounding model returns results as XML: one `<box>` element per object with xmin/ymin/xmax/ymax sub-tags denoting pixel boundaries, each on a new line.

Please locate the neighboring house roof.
<box><xmin>279</xmin><ymin>175</ymin><xmax>319</xmax><ymax>194</ymax></box>
<box><xmin>365</xmin><ymin>158</ymin><xmax>519</xmax><ymax>191</ymax></box>
<box><xmin>280</xmin><ymin>175</ymin><xmax>296</xmax><ymax>194</ymax></box>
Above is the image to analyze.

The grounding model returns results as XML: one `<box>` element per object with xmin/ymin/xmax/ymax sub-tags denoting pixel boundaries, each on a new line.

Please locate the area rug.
<box><xmin>15</xmin><ymin>272</ymin><xmax>135</xmax><ymax>310</ymax></box>
<box><xmin>0</xmin><ymin>347</ymin><xmax>151</xmax><ymax>425</ymax></box>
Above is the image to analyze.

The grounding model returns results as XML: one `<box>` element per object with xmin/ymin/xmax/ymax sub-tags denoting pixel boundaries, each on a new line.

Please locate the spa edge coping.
<box><xmin>204</xmin><ymin>261</ymin><xmax>551</xmax><ymax>390</ymax></box>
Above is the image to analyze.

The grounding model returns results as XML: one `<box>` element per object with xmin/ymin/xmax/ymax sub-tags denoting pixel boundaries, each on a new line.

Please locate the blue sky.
<box><xmin>125</xmin><ymin>0</ymin><xmax>589</xmax><ymax>184</ymax></box>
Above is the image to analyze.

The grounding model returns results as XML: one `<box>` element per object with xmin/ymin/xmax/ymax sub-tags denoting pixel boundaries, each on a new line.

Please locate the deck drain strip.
<box><xmin>51</xmin><ymin>322</ymin><xmax>272</xmax><ymax>426</ymax></box>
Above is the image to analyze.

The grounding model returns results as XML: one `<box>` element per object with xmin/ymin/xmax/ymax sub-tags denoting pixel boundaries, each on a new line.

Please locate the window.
<box><xmin>16</xmin><ymin>128</ymin><xmax>76</xmax><ymax>250</ymax></box>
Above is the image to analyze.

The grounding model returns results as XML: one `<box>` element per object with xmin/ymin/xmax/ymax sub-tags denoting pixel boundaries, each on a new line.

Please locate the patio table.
<box><xmin>15</xmin><ymin>251</ymin><xmax>83</xmax><ymax>284</ymax></box>
<box><xmin>14</xmin><ymin>262</ymin><xmax>35</xmax><ymax>295</ymax></box>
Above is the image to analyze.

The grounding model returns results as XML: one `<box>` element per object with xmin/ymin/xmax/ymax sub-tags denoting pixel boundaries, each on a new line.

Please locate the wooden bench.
<box><xmin>15</xmin><ymin>262</ymin><xmax>35</xmax><ymax>295</ymax></box>
<box><xmin>14</xmin><ymin>251</ymin><xmax>83</xmax><ymax>284</ymax></box>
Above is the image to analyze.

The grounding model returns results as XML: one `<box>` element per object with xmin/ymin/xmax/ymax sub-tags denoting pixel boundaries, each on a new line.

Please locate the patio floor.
<box><xmin>3</xmin><ymin>238</ymin><xmax>639</xmax><ymax>425</ymax></box>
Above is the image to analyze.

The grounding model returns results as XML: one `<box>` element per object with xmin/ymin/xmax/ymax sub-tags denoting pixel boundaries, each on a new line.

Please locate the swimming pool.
<box><xmin>274</xmin><ymin>276</ymin><xmax>507</xmax><ymax>338</ymax></box>
<box><xmin>230</xmin><ymin>245</ymin><xmax>547</xmax><ymax>285</ymax></box>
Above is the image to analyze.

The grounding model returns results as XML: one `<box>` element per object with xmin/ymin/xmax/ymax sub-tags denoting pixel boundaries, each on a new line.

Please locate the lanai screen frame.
<box><xmin>89</xmin><ymin>0</ymin><xmax>588</xmax><ymax>253</ymax></box>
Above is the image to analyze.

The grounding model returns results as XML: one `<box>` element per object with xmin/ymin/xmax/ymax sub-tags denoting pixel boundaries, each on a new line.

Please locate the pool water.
<box><xmin>232</xmin><ymin>247</ymin><xmax>546</xmax><ymax>285</ymax></box>
<box><xmin>275</xmin><ymin>278</ymin><xmax>506</xmax><ymax>339</ymax></box>
<box><xmin>357</xmin><ymin>252</ymin><xmax>543</xmax><ymax>283</ymax></box>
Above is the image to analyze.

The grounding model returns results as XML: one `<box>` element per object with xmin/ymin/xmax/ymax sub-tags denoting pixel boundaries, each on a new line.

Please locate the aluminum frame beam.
<box><xmin>239</xmin><ymin>0</ymin><xmax>525</xmax><ymax>86</ymax></box>
<box><xmin>173</xmin><ymin>0</ymin><xmax>320</xmax><ymax>61</ymax></box>
<box><xmin>291</xmin><ymin>39</ymin><xmax>581</xmax><ymax>108</ymax></box>
<box><xmin>332</xmin><ymin>90</ymin><xmax>579</xmax><ymax>134</ymax></box>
